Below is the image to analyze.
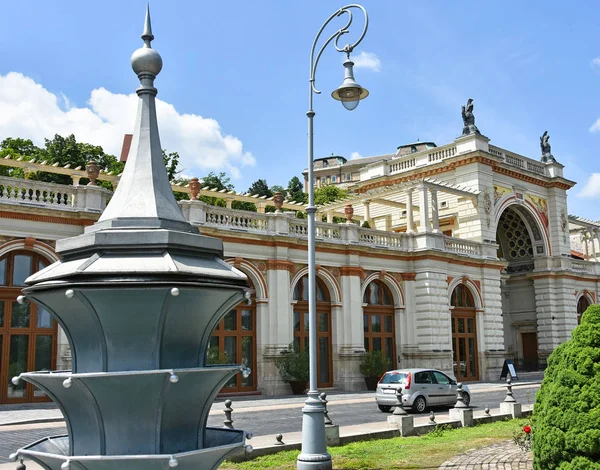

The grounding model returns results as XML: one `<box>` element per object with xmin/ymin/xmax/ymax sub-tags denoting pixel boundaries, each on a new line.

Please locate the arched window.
<box><xmin>0</xmin><ymin>250</ymin><xmax>57</xmax><ymax>404</ymax></box>
<box><xmin>450</xmin><ymin>284</ymin><xmax>479</xmax><ymax>381</ymax></box>
<box><xmin>208</xmin><ymin>280</ymin><xmax>257</xmax><ymax>393</ymax></box>
<box><xmin>293</xmin><ymin>275</ymin><xmax>332</xmax><ymax>387</ymax></box>
<box><xmin>363</xmin><ymin>280</ymin><xmax>396</xmax><ymax>370</ymax></box>
<box><xmin>577</xmin><ymin>296</ymin><xmax>590</xmax><ymax>325</ymax></box>
<box><xmin>451</xmin><ymin>284</ymin><xmax>475</xmax><ymax>308</ymax></box>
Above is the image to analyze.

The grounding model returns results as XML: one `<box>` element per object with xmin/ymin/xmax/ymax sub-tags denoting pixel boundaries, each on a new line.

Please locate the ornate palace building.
<box><xmin>0</xmin><ymin>98</ymin><xmax>598</xmax><ymax>403</ymax></box>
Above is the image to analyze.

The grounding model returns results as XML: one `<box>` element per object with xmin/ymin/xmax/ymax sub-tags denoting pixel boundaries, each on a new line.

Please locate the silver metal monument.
<box><xmin>9</xmin><ymin>6</ymin><xmax>251</xmax><ymax>470</ymax></box>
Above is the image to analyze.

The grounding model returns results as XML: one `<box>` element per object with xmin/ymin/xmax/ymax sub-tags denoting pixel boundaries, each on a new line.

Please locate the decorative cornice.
<box><xmin>0</xmin><ymin>210</ymin><xmax>95</xmax><ymax>226</ymax></box>
<box><xmin>339</xmin><ymin>266</ymin><xmax>365</xmax><ymax>278</ymax></box>
<box><xmin>355</xmin><ymin>154</ymin><xmax>574</xmax><ymax>193</ymax></box>
<box><xmin>401</xmin><ymin>272</ymin><xmax>417</xmax><ymax>281</ymax></box>
<box><xmin>267</xmin><ymin>259</ymin><xmax>296</xmax><ymax>273</ymax></box>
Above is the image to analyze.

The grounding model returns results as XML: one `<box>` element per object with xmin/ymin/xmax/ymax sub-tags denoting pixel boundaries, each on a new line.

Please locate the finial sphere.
<box><xmin>131</xmin><ymin>47</ymin><xmax>163</xmax><ymax>76</ymax></box>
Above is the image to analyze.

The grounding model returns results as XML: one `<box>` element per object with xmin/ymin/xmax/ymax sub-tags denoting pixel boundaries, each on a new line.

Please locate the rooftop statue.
<box><xmin>540</xmin><ymin>131</ymin><xmax>556</xmax><ymax>163</ymax></box>
<box><xmin>461</xmin><ymin>98</ymin><xmax>481</xmax><ymax>136</ymax></box>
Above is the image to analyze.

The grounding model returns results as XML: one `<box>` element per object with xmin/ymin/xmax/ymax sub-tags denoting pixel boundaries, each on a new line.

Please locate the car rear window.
<box><xmin>380</xmin><ymin>372</ymin><xmax>407</xmax><ymax>384</ymax></box>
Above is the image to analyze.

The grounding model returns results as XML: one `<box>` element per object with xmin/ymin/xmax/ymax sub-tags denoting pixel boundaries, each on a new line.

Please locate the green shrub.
<box><xmin>275</xmin><ymin>343</ymin><xmax>309</xmax><ymax>382</ymax></box>
<box><xmin>359</xmin><ymin>349</ymin><xmax>391</xmax><ymax>377</ymax></box>
<box><xmin>532</xmin><ymin>304</ymin><xmax>600</xmax><ymax>469</ymax></box>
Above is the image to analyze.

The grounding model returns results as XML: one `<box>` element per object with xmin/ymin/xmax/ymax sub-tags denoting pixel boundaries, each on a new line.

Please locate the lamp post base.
<box><xmin>296</xmin><ymin>391</ymin><xmax>332</xmax><ymax>470</ymax></box>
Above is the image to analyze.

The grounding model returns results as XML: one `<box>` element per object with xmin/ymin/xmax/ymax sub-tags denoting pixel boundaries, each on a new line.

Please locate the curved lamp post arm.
<box><xmin>309</xmin><ymin>4</ymin><xmax>369</xmax><ymax>102</ymax></box>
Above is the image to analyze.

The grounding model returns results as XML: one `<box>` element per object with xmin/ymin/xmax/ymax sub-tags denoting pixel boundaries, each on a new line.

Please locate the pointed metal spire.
<box><xmin>93</xmin><ymin>5</ymin><xmax>195</xmax><ymax>234</ymax></box>
<box><xmin>142</xmin><ymin>3</ymin><xmax>154</xmax><ymax>44</ymax></box>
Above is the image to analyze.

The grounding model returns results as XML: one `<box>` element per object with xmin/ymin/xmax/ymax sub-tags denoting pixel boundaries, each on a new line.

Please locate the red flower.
<box><xmin>523</xmin><ymin>425</ymin><xmax>531</xmax><ymax>434</ymax></box>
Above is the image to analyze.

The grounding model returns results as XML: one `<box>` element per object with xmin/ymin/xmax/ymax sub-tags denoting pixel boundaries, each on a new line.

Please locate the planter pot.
<box><xmin>364</xmin><ymin>376</ymin><xmax>379</xmax><ymax>391</ymax></box>
<box><xmin>289</xmin><ymin>380</ymin><xmax>308</xmax><ymax>395</ymax></box>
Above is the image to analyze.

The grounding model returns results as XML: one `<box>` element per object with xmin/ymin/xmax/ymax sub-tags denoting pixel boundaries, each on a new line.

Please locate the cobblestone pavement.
<box><xmin>439</xmin><ymin>440</ymin><xmax>533</xmax><ymax>469</ymax></box>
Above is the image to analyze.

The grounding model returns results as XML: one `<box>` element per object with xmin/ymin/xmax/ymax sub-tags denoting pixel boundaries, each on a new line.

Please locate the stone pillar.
<box><xmin>398</xmin><ymin>273</ymin><xmax>418</xmax><ymax>368</ymax></box>
<box><xmin>326</xmin><ymin>211</ymin><xmax>333</xmax><ymax>224</ymax></box>
<box><xmin>533</xmin><ymin>275</ymin><xmax>577</xmax><ymax>364</ymax></box>
<box><xmin>260</xmin><ymin>259</ymin><xmax>293</xmax><ymax>396</ymax></box>
<box><xmin>364</xmin><ymin>201</ymin><xmax>371</xmax><ymax>227</ymax></box>
<box><xmin>430</xmin><ymin>188</ymin><xmax>440</xmax><ymax>233</ymax></box>
<box><xmin>413</xmin><ymin>266</ymin><xmax>452</xmax><ymax>370</ymax></box>
<box><xmin>595</xmin><ymin>229</ymin><xmax>600</xmax><ymax>260</ymax></box>
<box><xmin>418</xmin><ymin>184</ymin><xmax>431</xmax><ymax>233</ymax></box>
<box><xmin>337</xmin><ymin>266</ymin><xmax>366</xmax><ymax>391</ymax></box>
<box><xmin>406</xmin><ymin>188</ymin><xmax>414</xmax><ymax>233</ymax></box>
<box><xmin>583</xmin><ymin>231</ymin><xmax>590</xmax><ymax>259</ymax></box>
<box><xmin>226</xmin><ymin>198</ymin><xmax>233</xmax><ymax>209</ymax></box>
<box><xmin>480</xmin><ymin>271</ymin><xmax>505</xmax><ymax>380</ymax></box>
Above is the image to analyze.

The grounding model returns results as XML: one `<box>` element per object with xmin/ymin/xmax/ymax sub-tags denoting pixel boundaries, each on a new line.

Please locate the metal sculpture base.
<box><xmin>18</xmin><ymin>428</ymin><xmax>245</xmax><ymax>470</ymax></box>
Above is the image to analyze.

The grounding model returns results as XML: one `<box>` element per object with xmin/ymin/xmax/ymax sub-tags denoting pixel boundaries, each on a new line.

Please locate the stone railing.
<box><xmin>204</xmin><ymin>205</ymin><xmax>269</xmax><ymax>232</ymax></box>
<box><xmin>571</xmin><ymin>259</ymin><xmax>600</xmax><ymax>274</ymax></box>
<box><xmin>0</xmin><ymin>176</ymin><xmax>76</xmax><ymax>207</ymax></box>
<box><xmin>0</xmin><ymin>176</ymin><xmax>109</xmax><ymax>212</ymax></box>
<box><xmin>358</xmin><ymin>227</ymin><xmax>405</xmax><ymax>249</ymax></box>
<box><xmin>388</xmin><ymin>143</ymin><xmax>458</xmax><ymax>176</ymax></box>
<box><xmin>443</xmin><ymin>236</ymin><xmax>482</xmax><ymax>256</ymax></box>
<box><xmin>488</xmin><ymin>145</ymin><xmax>546</xmax><ymax>176</ymax></box>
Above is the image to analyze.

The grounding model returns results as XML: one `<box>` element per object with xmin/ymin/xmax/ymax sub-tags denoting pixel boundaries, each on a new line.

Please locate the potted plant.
<box><xmin>360</xmin><ymin>350</ymin><xmax>390</xmax><ymax>390</ymax></box>
<box><xmin>275</xmin><ymin>343</ymin><xmax>309</xmax><ymax>395</ymax></box>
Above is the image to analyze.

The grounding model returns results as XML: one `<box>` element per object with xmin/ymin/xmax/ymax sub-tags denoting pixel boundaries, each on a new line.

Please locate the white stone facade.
<box><xmin>0</xmin><ymin>130</ymin><xmax>599</xmax><ymax>402</ymax></box>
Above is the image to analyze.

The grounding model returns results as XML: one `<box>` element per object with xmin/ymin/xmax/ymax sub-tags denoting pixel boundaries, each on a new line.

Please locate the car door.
<box><xmin>414</xmin><ymin>371</ymin><xmax>437</xmax><ymax>404</ymax></box>
<box><xmin>432</xmin><ymin>370</ymin><xmax>456</xmax><ymax>406</ymax></box>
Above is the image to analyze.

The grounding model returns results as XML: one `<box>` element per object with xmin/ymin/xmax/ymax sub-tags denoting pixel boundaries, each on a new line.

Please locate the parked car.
<box><xmin>375</xmin><ymin>368</ymin><xmax>470</xmax><ymax>413</ymax></box>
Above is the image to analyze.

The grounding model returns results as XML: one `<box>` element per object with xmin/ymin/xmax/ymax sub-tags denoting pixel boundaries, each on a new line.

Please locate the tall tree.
<box><xmin>287</xmin><ymin>176</ymin><xmax>307</xmax><ymax>203</ymax></box>
<box><xmin>271</xmin><ymin>184</ymin><xmax>285</xmax><ymax>195</ymax></box>
<box><xmin>162</xmin><ymin>150</ymin><xmax>181</xmax><ymax>182</ymax></box>
<box><xmin>248</xmin><ymin>179</ymin><xmax>272</xmax><ymax>198</ymax></box>
<box><xmin>202</xmin><ymin>172</ymin><xmax>234</xmax><ymax>191</ymax></box>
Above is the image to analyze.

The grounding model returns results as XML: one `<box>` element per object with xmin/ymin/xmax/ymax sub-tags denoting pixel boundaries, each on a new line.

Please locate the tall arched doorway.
<box><xmin>0</xmin><ymin>250</ymin><xmax>58</xmax><ymax>403</ymax></box>
<box><xmin>577</xmin><ymin>296</ymin><xmax>590</xmax><ymax>325</ymax></box>
<box><xmin>208</xmin><ymin>280</ymin><xmax>257</xmax><ymax>393</ymax></box>
<box><xmin>450</xmin><ymin>284</ymin><xmax>479</xmax><ymax>381</ymax></box>
<box><xmin>496</xmin><ymin>204</ymin><xmax>543</xmax><ymax>371</ymax></box>
<box><xmin>363</xmin><ymin>280</ymin><xmax>396</xmax><ymax>370</ymax></box>
<box><xmin>292</xmin><ymin>275</ymin><xmax>333</xmax><ymax>388</ymax></box>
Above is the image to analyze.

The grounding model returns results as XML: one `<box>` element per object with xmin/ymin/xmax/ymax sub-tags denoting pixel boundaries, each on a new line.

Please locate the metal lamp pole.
<box><xmin>297</xmin><ymin>5</ymin><xmax>369</xmax><ymax>469</ymax></box>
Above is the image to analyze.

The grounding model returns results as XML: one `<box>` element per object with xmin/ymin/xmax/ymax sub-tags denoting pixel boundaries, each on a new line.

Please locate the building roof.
<box><xmin>119</xmin><ymin>134</ymin><xmax>133</xmax><ymax>162</ymax></box>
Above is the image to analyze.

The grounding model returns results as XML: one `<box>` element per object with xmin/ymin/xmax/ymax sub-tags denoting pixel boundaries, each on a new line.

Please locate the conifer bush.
<box><xmin>532</xmin><ymin>304</ymin><xmax>600</xmax><ymax>469</ymax></box>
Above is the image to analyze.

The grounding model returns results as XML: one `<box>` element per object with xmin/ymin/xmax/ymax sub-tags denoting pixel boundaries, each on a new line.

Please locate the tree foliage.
<box><xmin>532</xmin><ymin>304</ymin><xmax>600</xmax><ymax>469</ymax></box>
<box><xmin>248</xmin><ymin>178</ymin><xmax>272</xmax><ymax>198</ymax></box>
<box><xmin>314</xmin><ymin>184</ymin><xmax>348</xmax><ymax>205</ymax></box>
<box><xmin>287</xmin><ymin>176</ymin><xmax>307</xmax><ymax>203</ymax></box>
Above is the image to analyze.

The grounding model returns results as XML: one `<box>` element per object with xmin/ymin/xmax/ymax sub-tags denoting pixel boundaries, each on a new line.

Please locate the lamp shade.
<box><xmin>331</xmin><ymin>58</ymin><xmax>369</xmax><ymax>111</ymax></box>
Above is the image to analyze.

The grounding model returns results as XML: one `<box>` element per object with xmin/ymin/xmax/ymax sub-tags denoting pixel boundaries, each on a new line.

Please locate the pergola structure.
<box><xmin>317</xmin><ymin>177</ymin><xmax>480</xmax><ymax>233</ymax></box>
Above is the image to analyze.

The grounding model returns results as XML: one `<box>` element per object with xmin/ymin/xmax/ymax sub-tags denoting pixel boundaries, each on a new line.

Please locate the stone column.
<box><xmin>364</xmin><ymin>201</ymin><xmax>371</xmax><ymax>227</ymax></box>
<box><xmin>326</xmin><ymin>211</ymin><xmax>333</xmax><ymax>224</ymax></box>
<box><xmin>583</xmin><ymin>230</ymin><xmax>590</xmax><ymax>259</ymax></box>
<box><xmin>430</xmin><ymin>188</ymin><xmax>440</xmax><ymax>233</ymax></box>
<box><xmin>226</xmin><ymin>198</ymin><xmax>233</xmax><ymax>209</ymax></box>
<box><xmin>594</xmin><ymin>229</ymin><xmax>600</xmax><ymax>260</ymax></box>
<box><xmin>260</xmin><ymin>259</ymin><xmax>293</xmax><ymax>396</ymax></box>
<box><xmin>406</xmin><ymin>188</ymin><xmax>414</xmax><ymax>233</ymax></box>
<box><xmin>418</xmin><ymin>184</ymin><xmax>431</xmax><ymax>233</ymax></box>
<box><xmin>337</xmin><ymin>266</ymin><xmax>367</xmax><ymax>391</ymax></box>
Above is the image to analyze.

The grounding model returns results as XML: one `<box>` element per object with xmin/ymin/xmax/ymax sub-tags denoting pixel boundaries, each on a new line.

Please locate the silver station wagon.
<box><xmin>375</xmin><ymin>368</ymin><xmax>471</xmax><ymax>413</ymax></box>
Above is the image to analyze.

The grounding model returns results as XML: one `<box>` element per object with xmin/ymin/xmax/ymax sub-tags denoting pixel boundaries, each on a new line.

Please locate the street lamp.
<box><xmin>297</xmin><ymin>5</ymin><xmax>369</xmax><ymax>470</ymax></box>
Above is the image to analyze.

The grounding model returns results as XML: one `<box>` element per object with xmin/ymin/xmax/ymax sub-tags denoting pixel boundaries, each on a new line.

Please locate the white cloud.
<box><xmin>0</xmin><ymin>72</ymin><xmax>255</xmax><ymax>178</ymax></box>
<box><xmin>578</xmin><ymin>173</ymin><xmax>600</xmax><ymax>198</ymax></box>
<box><xmin>590</xmin><ymin>118</ymin><xmax>600</xmax><ymax>133</ymax></box>
<box><xmin>350</xmin><ymin>151</ymin><xmax>363</xmax><ymax>160</ymax></box>
<box><xmin>351</xmin><ymin>51</ymin><xmax>381</xmax><ymax>72</ymax></box>
<box><xmin>591</xmin><ymin>58</ymin><xmax>600</xmax><ymax>69</ymax></box>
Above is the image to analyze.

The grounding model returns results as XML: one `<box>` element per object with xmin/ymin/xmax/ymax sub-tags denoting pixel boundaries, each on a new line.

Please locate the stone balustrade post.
<box><xmin>178</xmin><ymin>200</ymin><xmax>207</xmax><ymax>226</ymax></box>
<box><xmin>341</xmin><ymin>222</ymin><xmax>360</xmax><ymax>244</ymax></box>
<box><xmin>266</xmin><ymin>212</ymin><xmax>292</xmax><ymax>235</ymax></box>
<box><xmin>73</xmin><ymin>185</ymin><xmax>108</xmax><ymax>212</ymax></box>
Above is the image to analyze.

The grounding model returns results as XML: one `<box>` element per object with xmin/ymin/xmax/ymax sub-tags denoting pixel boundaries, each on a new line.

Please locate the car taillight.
<box><xmin>405</xmin><ymin>372</ymin><xmax>412</xmax><ymax>390</ymax></box>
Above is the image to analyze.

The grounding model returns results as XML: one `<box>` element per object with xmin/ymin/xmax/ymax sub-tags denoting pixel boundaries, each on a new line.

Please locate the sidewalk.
<box><xmin>0</xmin><ymin>372</ymin><xmax>543</xmax><ymax>427</ymax></box>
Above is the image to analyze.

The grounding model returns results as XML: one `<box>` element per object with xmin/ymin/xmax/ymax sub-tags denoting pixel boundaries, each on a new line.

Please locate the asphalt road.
<box><xmin>0</xmin><ymin>384</ymin><xmax>539</xmax><ymax>462</ymax></box>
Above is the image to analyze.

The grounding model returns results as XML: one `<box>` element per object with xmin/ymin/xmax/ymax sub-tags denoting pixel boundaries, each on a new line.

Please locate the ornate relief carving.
<box><xmin>483</xmin><ymin>189</ymin><xmax>492</xmax><ymax>227</ymax></box>
<box><xmin>493</xmin><ymin>185</ymin><xmax>511</xmax><ymax>204</ymax></box>
<box><xmin>526</xmin><ymin>194</ymin><xmax>549</xmax><ymax>228</ymax></box>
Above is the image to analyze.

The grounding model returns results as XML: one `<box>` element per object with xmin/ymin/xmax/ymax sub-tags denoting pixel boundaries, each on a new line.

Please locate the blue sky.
<box><xmin>1</xmin><ymin>1</ymin><xmax>600</xmax><ymax>218</ymax></box>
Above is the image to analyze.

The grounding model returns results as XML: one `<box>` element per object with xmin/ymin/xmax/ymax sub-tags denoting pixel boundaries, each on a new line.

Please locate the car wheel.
<box><xmin>378</xmin><ymin>405</ymin><xmax>391</xmax><ymax>413</ymax></box>
<box><xmin>463</xmin><ymin>392</ymin><xmax>470</xmax><ymax>407</ymax></box>
<box><xmin>412</xmin><ymin>396</ymin><xmax>427</xmax><ymax>413</ymax></box>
